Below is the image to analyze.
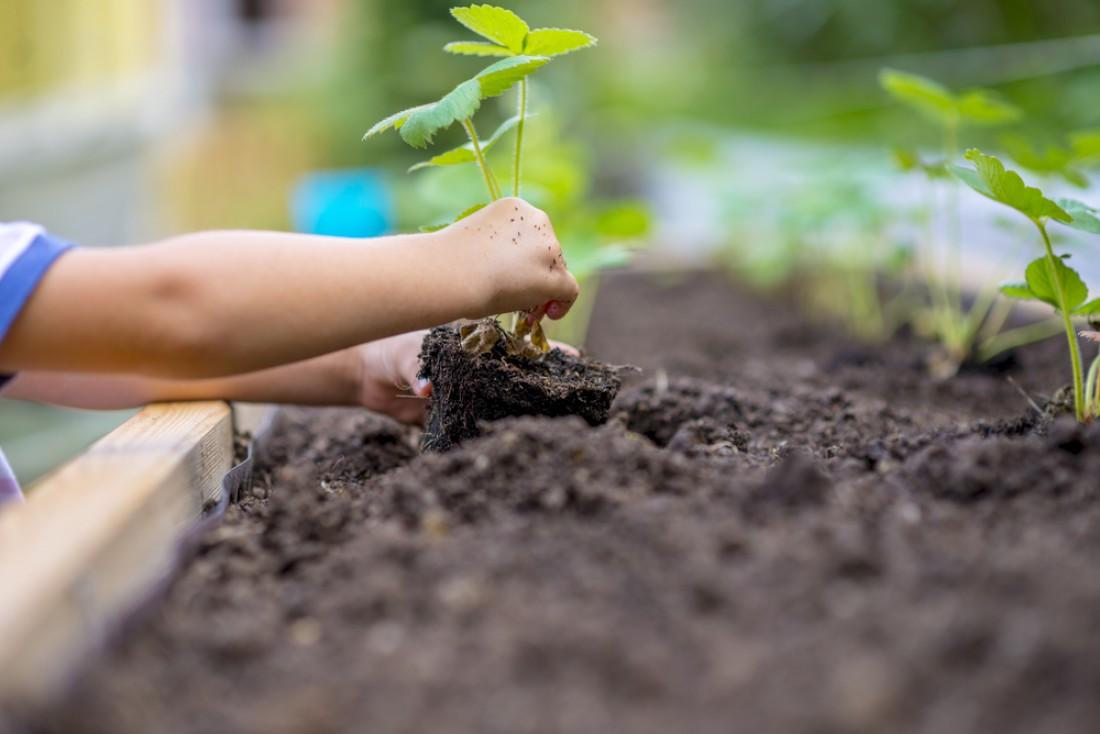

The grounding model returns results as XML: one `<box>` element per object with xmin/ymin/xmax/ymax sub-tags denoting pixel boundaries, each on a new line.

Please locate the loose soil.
<box><xmin>14</xmin><ymin>270</ymin><xmax>1100</xmax><ymax>734</ymax></box>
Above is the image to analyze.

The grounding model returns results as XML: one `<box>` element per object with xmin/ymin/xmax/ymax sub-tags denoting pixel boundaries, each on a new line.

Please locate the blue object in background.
<box><xmin>292</xmin><ymin>169</ymin><xmax>393</xmax><ymax>237</ymax></box>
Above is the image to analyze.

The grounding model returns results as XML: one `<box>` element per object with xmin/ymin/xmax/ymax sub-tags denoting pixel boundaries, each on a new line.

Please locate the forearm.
<box><xmin>0</xmin><ymin>229</ymin><xmax>484</xmax><ymax>378</ymax></box>
<box><xmin>149</xmin><ymin>351</ymin><xmax>361</xmax><ymax>405</ymax></box>
<box><xmin>4</xmin><ymin>351</ymin><xmax>360</xmax><ymax>410</ymax></box>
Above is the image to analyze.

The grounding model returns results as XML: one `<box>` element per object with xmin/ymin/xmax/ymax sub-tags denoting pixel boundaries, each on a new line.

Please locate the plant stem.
<box><xmin>977</xmin><ymin>317</ymin><xmax>1062</xmax><ymax>363</ymax></box>
<box><xmin>462</xmin><ymin>118</ymin><xmax>500</xmax><ymax>201</ymax></box>
<box><xmin>1037</xmin><ymin>221</ymin><xmax>1086</xmax><ymax>421</ymax></box>
<box><xmin>943</xmin><ymin>118</ymin><xmax>963</xmax><ymax>320</ymax></box>
<box><xmin>847</xmin><ymin>267</ymin><xmax>884</xmax><ymax>341</ymax></box>
<box><xmin>960</xmin><ymin>280</ymin><xmax>1002</xmax><ymax>354</ymax></box>
<box><xmin>1096</xmin><ymin>350</ymin><xmax>1100</xmax><ymax>414</ymax></box>
<box><xmin>1086</xmin><ymin>352</ymin><xmax>1100</xmax><ymax>418</ymax></box>
<box><xmin>513</xmin><ymin>78</ymin><xmax>527</xmax><ymax>198</ymax></box>
<box><xmin>977</xmin><ymin>289</ymin><xmax>1013</xmax><ymax>344</ymax></box>
<box><xmin>924</xmin><ymin>182</ymin><xmax>953</xmax><ymax>341</ymax></box>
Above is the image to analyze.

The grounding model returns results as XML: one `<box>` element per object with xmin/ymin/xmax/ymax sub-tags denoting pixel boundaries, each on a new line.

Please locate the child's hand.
<box><xmin>351</xmin><ymin>329</ymin><xmax>579</xmax><ymax>425</ymax></box>
<box><xmin>444</xmin><ymin>197</ymin><xmax>580</xmax><ymax>321</ymax></box>
<box><xmin>351</xmin><ymin>330</ymin><xmax>432</xmax><ymax>425</ymax></box>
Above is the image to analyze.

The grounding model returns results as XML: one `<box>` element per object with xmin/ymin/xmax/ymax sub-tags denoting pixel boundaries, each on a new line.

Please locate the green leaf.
<box><xmin>1063</xmin><ymin>169</ymin><xmax>1090</xmax><ymax>188</ymax></box>
<box><xmin>955</xmin><ymin>90</ymin><xmax>1021</xmax><ymax>125</ymax></box>
<box><xmin>523</xmin><ymin>28</ymin><xmax>597</xmax><ymax>56</ymax></box>
<box><xmin>408</xmin><ymin>114</ymin><xmax>525</xmax><ymax>171</ymax></box>
<box><xmin>475</xmin><ymin>55</ymin><xmax>548</xmax><ymax>97</ymax></box>
<box><xmin>893</xmin><ymin>147</ymin><xmax>947</xmax><ymax>179</ymax></box>
<box><xmin>382</xmin><ymin>56</ymin><xmax>546</xmax><ymax>150</ymax></box>
<box><xmin>419</xmin><ymin>202</ymin><xmax>488</xmax><ymax>232</ymax></box>
<box><xmin>399</xmin><ymin>79</ymin><xmax>482</xmax><ymax>148</ymax></box>
<box><xmin>892</xmin><ymin>147</ymin><xmax>919</xmax><ymax>172</ymax></box>
<box><xmin>483</xmin><ymin>112</ymin><xmax>526</xmax><ymax>142</ymax></box>
<box><xmin>1025</xmin><ymin>255</ymin><xmax>1088</xmax><ymax>311</ymax></box>
<box><xmin>363</xmin><ymin>103</ymin><xmax>431</xmax><ymax>140</ymax></box>
<box><xmin>1001</xmin><ymin>134</ymin><xmax>1088</xmax><ymax>188</ymax></box>
<box><xmin>443</xmin><ymin>40</ymin><xmax>512</xmax><ymax>56</ymax></box>
<box><xmin>999</xmin><ymin>281</ymin><xmax>1035</xmax><ymax>300</ymax></box>
<box><xmin>450</xmin><ymin>4</ymin><xmax>528</xmax><ymax>54</ymax></box>
<box><xmin>1069</xmin><ymin>129</ymin><xmax>1100</xmax><ymax>163</ymax></box>
<box><xmin>409</xmin><ymin>147</ymin><xmax>477</xmax><ymax>171</ymax></box>
<box><xmin>1074</xmin><ymin>298</ymin><xmax>1100</xmax><ymax>316</ymax></box>
<box><xmin>879</xmin><ymin>68</ymin><xmax>1018</xmax><ymax>129</ymax></box>
<box><xmin>453</xmin><ymin>201</ymin><xmax>487</xmax><ymax>222</ymax></box>
<box><xmin>951</xmin><ymin>149</ymin><xmax>1071</xmax><ymax>224</ymax></box>
<box><xmin>594</xmin><ymin>202</ymin><xmax>651</xmax><ymax>239</ymax></box>
<box><xmin>948</xmin><ymin>163</ymin><xmax>993</xmax><ymax>197</ymax></box>
<box><xmin>1057</xmin><ymin>198</ymin><xmax>1100</xmax><ymax>235</ymax></box>
<box><xmin>879</xmin><ymin>69</ymin><xmax>956</xmax><ymax>125</ymax></box>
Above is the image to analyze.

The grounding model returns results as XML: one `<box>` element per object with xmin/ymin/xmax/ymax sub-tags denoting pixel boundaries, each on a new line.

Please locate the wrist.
<box><xmin>335</xmin><ymin>346</ymin><xmax>366</xmax><ymax>406</ymax></box>
<box><xmin>424</xmin><ymin>226</ymin><xmax>499</xmax><ymax>320</ymax></box>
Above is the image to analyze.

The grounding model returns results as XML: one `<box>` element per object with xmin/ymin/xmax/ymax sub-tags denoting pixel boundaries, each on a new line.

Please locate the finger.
<box><xmin>549</xmin><ymin>339</ymin><xmax>579</xmax><ymax>356</ymax></box>
<box><xmin>546</xmin><ymin>299</ymin><xmax>571</xmax><ymax>320</ymax></box>
<box><xmin>548</xmin><ymin>273</ymin><xmax>579</xmax><ymax>317</ymax></box>
<box><xmin>526</xmin><ymin>302</ymin><xmax>550</xmax><ymax>324</ymax></box>
<box><xmin>413</xmin><ymin>378</ymin><xmax>432</xmax><ymax>397</ymax></box>
<box><xmin>397</xmin><ymin>330</ymin><xmax>429</xmax><ymax>390</ymax></box>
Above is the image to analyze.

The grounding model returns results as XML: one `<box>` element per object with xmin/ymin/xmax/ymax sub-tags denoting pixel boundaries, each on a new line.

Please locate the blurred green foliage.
<box><xmin>312</xmin><ymin>0</ymin><xmax>1100</xmax><ymax>192</ymax></box>
<box><xmin>633</xmin><ymin>0</ymin><xmax>1100</xmax><ymax>137</ymax></box>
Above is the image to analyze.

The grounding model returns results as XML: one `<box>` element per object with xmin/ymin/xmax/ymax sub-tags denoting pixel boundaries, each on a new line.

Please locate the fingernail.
<box><xmin>414</xmin><ymin>378</ymin><xmax>432</xmax><ymax>396</ymax></box>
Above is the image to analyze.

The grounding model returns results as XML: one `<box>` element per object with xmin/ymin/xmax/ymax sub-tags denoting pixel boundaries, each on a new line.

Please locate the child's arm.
<box><xmin>0</xmin><ymin>198</ymin><xmax>577</xmax><ymax>379</ymax></box>
<box><xmin>5</xmin><ymin>328</ymin><xmax>582</xmax><ymax>426</ymax></box>
<box><xmin>3</xmin><ymin>331</ymin><xmax>431</xmax><ymax>424</ymax></box>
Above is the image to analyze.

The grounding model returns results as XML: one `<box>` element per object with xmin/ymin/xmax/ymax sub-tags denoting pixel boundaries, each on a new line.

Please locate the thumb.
<box><xmin>398</xmin><ymin>330</ymin><xmax>431</xmax><ymax>396</ymax></box>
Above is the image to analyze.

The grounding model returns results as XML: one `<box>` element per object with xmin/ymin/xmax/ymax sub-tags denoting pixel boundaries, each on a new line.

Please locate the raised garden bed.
<box><xmin>13</xmin><ymin>268</ymin><xmax>1100</xmax><ymax>734</ymax></box>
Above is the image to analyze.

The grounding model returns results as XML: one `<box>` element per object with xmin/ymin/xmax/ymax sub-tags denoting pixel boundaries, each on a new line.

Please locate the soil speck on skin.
<box><xmin>29</xmin><ymin>270</ymin><xmax>1100</xmax><ymax>734</ymax></box>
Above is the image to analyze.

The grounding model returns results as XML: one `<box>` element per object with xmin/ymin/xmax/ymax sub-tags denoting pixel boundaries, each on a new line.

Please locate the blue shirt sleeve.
<box><xmin>0</xmin><ymin>224</ymin><xmax>75</xmax><ymax>344</ymax></box>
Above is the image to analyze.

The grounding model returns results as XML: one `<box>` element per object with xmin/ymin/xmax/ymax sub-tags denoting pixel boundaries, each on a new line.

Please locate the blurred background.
<box><xmin>1</xmin><ymin>0</ymin><xmax>1098</xmax><ymax>483</ymax></box>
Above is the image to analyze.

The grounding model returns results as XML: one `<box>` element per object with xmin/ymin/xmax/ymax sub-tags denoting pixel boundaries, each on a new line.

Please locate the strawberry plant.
<box><xmin>951</xmin><ymin>149</ymin><xmax>1100</xmax><ymax>421</ymax></box>
<box><xmin>442</xmin><ymin>5</ymin><xmax>596</xmax><ymax>199</ymax></box>
<box><xmin>880</xmin><ymin>69</ymin><xmax>1022</xmax><ymax>374</ymax></box>
<box><xmin>364</xmin><ymin>4</ymin><xmax>597</xmax><ymax>356</ymax></box>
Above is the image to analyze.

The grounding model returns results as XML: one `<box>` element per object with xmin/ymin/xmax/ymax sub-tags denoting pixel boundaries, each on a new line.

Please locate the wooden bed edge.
<box><xmin>0</xmin><ymin>401</ymin><xmax>235</xmax><ymax>705</ymax></box>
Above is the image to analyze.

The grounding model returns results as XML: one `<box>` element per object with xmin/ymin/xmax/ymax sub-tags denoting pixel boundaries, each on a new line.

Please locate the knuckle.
<box><xmin>520</xmin><ymin>200</ymin><xmax>549</xmax><ymax>222</ymax></box>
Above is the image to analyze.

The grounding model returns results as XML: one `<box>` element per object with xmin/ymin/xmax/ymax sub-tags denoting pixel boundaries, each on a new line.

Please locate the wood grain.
<box><xmin>0</xmin><ymin>401</ymin><xmax>233</xmax><ymax>705</ymax></box>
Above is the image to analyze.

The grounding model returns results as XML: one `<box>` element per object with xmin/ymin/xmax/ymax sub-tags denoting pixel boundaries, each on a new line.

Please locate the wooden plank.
<box><xmin>0</xmin><ymin>401</ymin><xmax>233</xmax><ymax>705</ymax></box>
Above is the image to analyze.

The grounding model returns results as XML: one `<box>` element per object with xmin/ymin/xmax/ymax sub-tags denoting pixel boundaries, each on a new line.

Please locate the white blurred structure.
<box><xmin>0</xmin><ymin>0</ymin><xmax>335</xmax><ymax>245</ymax></box>
<box><xmin>0</xmin><ymin>0</ymin><xmax>339</xmax><ymax>482</ymax></box>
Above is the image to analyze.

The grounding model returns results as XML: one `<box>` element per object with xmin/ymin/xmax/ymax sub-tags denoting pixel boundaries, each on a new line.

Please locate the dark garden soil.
<box><xmin>418</xmin><ymin>321</ymin><xmax>620</xmax><ymax>451</ymax></box>
<box><xmin>17</xmin><ymin>269</ymin><xmax>1100</xmax><ymax>734</ymax></box>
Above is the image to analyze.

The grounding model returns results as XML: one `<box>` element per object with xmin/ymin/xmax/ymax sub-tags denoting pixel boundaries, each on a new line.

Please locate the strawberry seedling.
<box><xmin>364</xmin><ymin>4</ymin><xmax>597</xmax><ymax>357</ymax></box>
<box><xmin>442</xmin><ymin>5</ymin><xmax>596</xmax><ymax>199</ymax></box>
<box><xmin>951</xmin><ymin>149</ymin><xmax>1100</xmax><ymax>422</ymax></box>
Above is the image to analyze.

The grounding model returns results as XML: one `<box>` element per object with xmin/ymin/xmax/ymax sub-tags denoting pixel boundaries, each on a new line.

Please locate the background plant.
<box><xmin>952</xmin><ymin>149</ymin><xmax>1100</xmax><ymax>421</ymax></box>
<box><xmin>999</xmin><ymin>130</ymin><xmax>1100</xmax><ymax>189</ymax></box>
<box><xmin>880</xmin><ymin>68</ymin><xmax>1023</xmax><ymax>374</ymax></box>
<box><xmin>788</xmin><ymin>179</ymin><xmax>914</xmax><ymax>342</ymax></box>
